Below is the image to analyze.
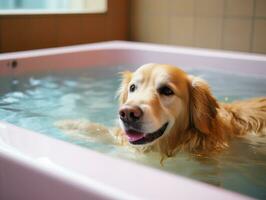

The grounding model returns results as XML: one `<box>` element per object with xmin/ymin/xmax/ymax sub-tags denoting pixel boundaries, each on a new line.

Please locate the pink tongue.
<box><xmin>126</xmin><ymin>131</ymin><xmax>144</xmax><ymax>142</ymax></box>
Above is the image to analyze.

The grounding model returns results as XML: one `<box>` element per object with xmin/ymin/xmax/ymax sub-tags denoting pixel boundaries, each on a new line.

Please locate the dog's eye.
<box><xmin>158</xmin><ymin>86</ymin><xmax>174</xmax><ymax>96</ymax></box>
<box><xmin>129</xmin><ymin>84</ymin><xmax>136</xmax><ymax>92</ymax></box>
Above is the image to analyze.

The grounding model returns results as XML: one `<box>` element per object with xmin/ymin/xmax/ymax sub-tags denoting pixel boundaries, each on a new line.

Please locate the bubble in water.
<box><xmin>29</xmin><ymin>77</ymin><xmax>41</xmax><ymax>86</ymax></box>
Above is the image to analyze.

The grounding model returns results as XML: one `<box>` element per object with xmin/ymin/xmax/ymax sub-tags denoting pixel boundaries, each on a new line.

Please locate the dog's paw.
<box><xmin>55</xmin><ymin>119</ymin><xmax>110</xmax><ymax>134</ymax></box>
<box><xmin>55</xmin><ymin>119</ymin><xmax>117</xmax><ymax>144</ymax></box>
<box><xmin>55</xmin><ymin>119</ymin><xmax>89</xmax><ymax>130</ymax></box>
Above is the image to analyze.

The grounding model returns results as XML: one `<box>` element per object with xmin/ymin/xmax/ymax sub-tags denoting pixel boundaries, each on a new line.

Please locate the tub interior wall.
<box><xmin>1</xmin><ymin>47</ymin><xmax>266</xmax><ymax>77</ymax></box>
<box><xmin>0</xmin><ymin>122</ymin><xmax>246</xmax><ymax>200</ymax></box>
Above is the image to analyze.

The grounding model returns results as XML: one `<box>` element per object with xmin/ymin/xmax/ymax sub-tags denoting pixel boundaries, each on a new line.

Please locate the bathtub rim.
<box><xmin>0</xmin><ymin>41</ymin><xmax>261</xmax><ymax>199</ymax></box>
<box><xmin>1</xmin><ymin>41</ymin><xmax>265</xmax><ymax>78</ymax></box>
<box><xmin>0</xmin><ymin>40</ymin><xmax>266</xmax><ymax>61</ymax></box>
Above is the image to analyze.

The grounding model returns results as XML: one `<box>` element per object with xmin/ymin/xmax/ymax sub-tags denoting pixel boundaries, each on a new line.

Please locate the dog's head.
<box><xmin>118</xmin><ymin>64</ymin><xmax>219</xmax><ymax>152</ymax></box>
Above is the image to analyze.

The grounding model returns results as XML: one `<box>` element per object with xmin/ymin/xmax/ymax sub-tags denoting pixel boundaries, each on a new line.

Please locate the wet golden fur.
<box><xmin>117</xmin><ymin>64</ymin><xmax>266</xmax><ymax>157</ymax></box>
<box><xmin>57</xmin><ymin>64</ymin><xmax>266</xmax><ymax>160</ymax></box>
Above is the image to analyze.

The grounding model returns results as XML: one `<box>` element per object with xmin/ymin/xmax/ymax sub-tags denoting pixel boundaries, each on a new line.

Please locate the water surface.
<box><xmin>0</xmin><ymin>66</ymin><xmax>266</xmax><ymax>199</ymax></box>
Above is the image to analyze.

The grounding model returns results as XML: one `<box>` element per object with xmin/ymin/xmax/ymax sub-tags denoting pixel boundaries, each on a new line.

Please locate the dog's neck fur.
<box><xmin>151</xmin><ymin>98</ymin><xmax>266</xmax><ymax>159</ymax></box>
<box><xmin>153</xmin><ymin>114</ymin><xmax>228</xmax><ymax>158</ymax></box>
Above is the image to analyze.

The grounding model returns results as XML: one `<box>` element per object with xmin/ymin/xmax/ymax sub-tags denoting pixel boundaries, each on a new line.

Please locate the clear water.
<box><xmin>0</xmin><ymin>66</ymin><xmax>266</xmax><ymax>199</ymax></box>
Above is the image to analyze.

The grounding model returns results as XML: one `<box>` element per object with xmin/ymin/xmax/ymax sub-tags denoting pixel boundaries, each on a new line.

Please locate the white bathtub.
<box><xmin>1</xmin><ymin>41</ymin><xmax>265</xmax><ymax>200</ymax></box>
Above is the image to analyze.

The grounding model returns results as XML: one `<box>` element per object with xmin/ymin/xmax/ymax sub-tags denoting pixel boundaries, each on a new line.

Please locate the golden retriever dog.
<box><xmin>57</xmin><ymin>63</ymin><xmax>266</xmax><ymax>160</ymax></box>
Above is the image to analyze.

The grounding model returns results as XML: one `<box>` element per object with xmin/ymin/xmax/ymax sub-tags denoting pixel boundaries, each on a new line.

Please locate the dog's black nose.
<box><xmin>119</xmin><ymin>105</ymin><xmax>143</xmax><ymax>123</ymax></box>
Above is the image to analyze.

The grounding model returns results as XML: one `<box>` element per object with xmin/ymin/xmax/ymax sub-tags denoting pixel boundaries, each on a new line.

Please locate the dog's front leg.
<box><xmin>55</xmin><ymin>119</ymin><xmax>121</xmax><ymax>145</ymax></box>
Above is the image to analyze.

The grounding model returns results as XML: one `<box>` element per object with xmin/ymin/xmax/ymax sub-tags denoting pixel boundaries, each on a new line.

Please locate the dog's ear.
<box><xmin>117</xmin><ymin>71</ymin><xmax>132</xmax><ymax>104</ymax></box>
<box><xmin>188</xmin><ymin>75</ymin><xmax>219</xmax><ymax>135</ymax></box>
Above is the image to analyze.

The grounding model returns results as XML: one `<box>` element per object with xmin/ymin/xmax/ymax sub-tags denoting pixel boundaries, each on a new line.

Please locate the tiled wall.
<box><xmin>130</xmin><ymin>0</ymin><xmax>266</xmax><ymax>54</ymax></box>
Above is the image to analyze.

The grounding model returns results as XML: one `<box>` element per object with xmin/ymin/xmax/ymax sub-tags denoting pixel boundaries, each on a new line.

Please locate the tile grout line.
<box><xmin>145</xmin><ymin>14</ymin><xmax>266</xmax><ymax>21</ymax></box>
<box><xmin>219</xmin><ymin>0</ymin><xmax>225</xmax><ymax>50</ymax></box>
<box><xmin>167</xmin><ymin>0</ymin><xmax>171</xmax><ymax>45</ymax></box>
<box><xmin>193</xmin><ymin>0</ymin><xmax>196</xmax><ymax>47</ymax></box>
<box><xmin>221</xmin><ymin>0</ymin><xmax>227</xmax><ymax>50</ymax></box>
<box><xmin>250</xmin><ymin>0</ymin><xmax>257</xmax><ymax>53</ymax></box>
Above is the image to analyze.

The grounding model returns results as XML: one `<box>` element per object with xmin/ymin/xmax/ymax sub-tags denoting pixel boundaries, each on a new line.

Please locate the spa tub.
<box><xmin>0</xmin><ymin>41</ymin><xmax>265</xmax><ymax>200</ymax></box>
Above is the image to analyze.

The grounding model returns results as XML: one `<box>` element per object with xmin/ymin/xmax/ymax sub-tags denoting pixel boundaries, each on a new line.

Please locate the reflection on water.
<box><xmin>0</xmin><ymin>66</ymin><xmax>266</xmax><ymax>199</ymax></box>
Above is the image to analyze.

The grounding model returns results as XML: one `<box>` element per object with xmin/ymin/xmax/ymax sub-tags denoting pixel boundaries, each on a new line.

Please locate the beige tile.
<box><xmin>130</xmin><ymin>15</ymin><xmax>151</xmax><ymax>42</ymax></box>
<box><xmin>225</xmin><ymin>0</ymin><xmax>254</xmax><ymax>17</ymax></box>
<box><xmin>130</xmin><ymin>0</ymin><xmax>169</xmax><ymax>20</ymax></box>
<box><xmin>195</xmin><ymin>18</ymin><xmax>223</xmax><ymax>49</ymax></box>
<box><xmin>131</xmin><ymin>14</ymin><xmax>168</xmax><ymax>44</ymax></box>
<box><xmin>169</xmin><ymin>17</ymin><xmax>195</xmax><ymax>46</ymax></box>
<box><xmin>146</xmin><ymin>15</ymin><xmax>169</xmax><ymax>43</ymax></box>
<box><xmin>255</xmin><ymin>0</ymin><xmax>266</xmax><ymax>17</ymax></box>
<box><xmin>252</xmin><ymin>19</ymin><xmax>266</xmax><ymax>54</ymax></box>
<box><xmin>130</xmin><ymin>0</ymin><xmax>149</xmax><ymax>17</ymax></box>
<box><xmin>169</xmin><ymin>0</ymin><xmax>195</xmax><ymax>16</ymax></box>
<box><xmin>195</xmin><ymin>0</ymin><xmax>224</xmax><ymax>17</ymax></box>
<box><xmin>223</xmin><ymin>19</ymin><xmax>252</xmax><ymax>51</ymax></box>
<box><xmin>141</xmin><ymin>0</ymin><xmax>169</xmax><ymax>16</ymax></box>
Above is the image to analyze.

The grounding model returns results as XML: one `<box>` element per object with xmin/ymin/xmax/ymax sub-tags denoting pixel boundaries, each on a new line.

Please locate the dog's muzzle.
<box><xmin>123</xmin><ymin>122</ymin><xmax>169</xmax><ymax>145</ymax></box>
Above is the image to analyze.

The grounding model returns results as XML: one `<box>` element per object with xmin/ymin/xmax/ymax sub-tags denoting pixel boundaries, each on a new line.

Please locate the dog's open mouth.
<box><xmin>125</xmin><ymin>122</ymin><xmax>168</xmax><ymax>145</ymax></box>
